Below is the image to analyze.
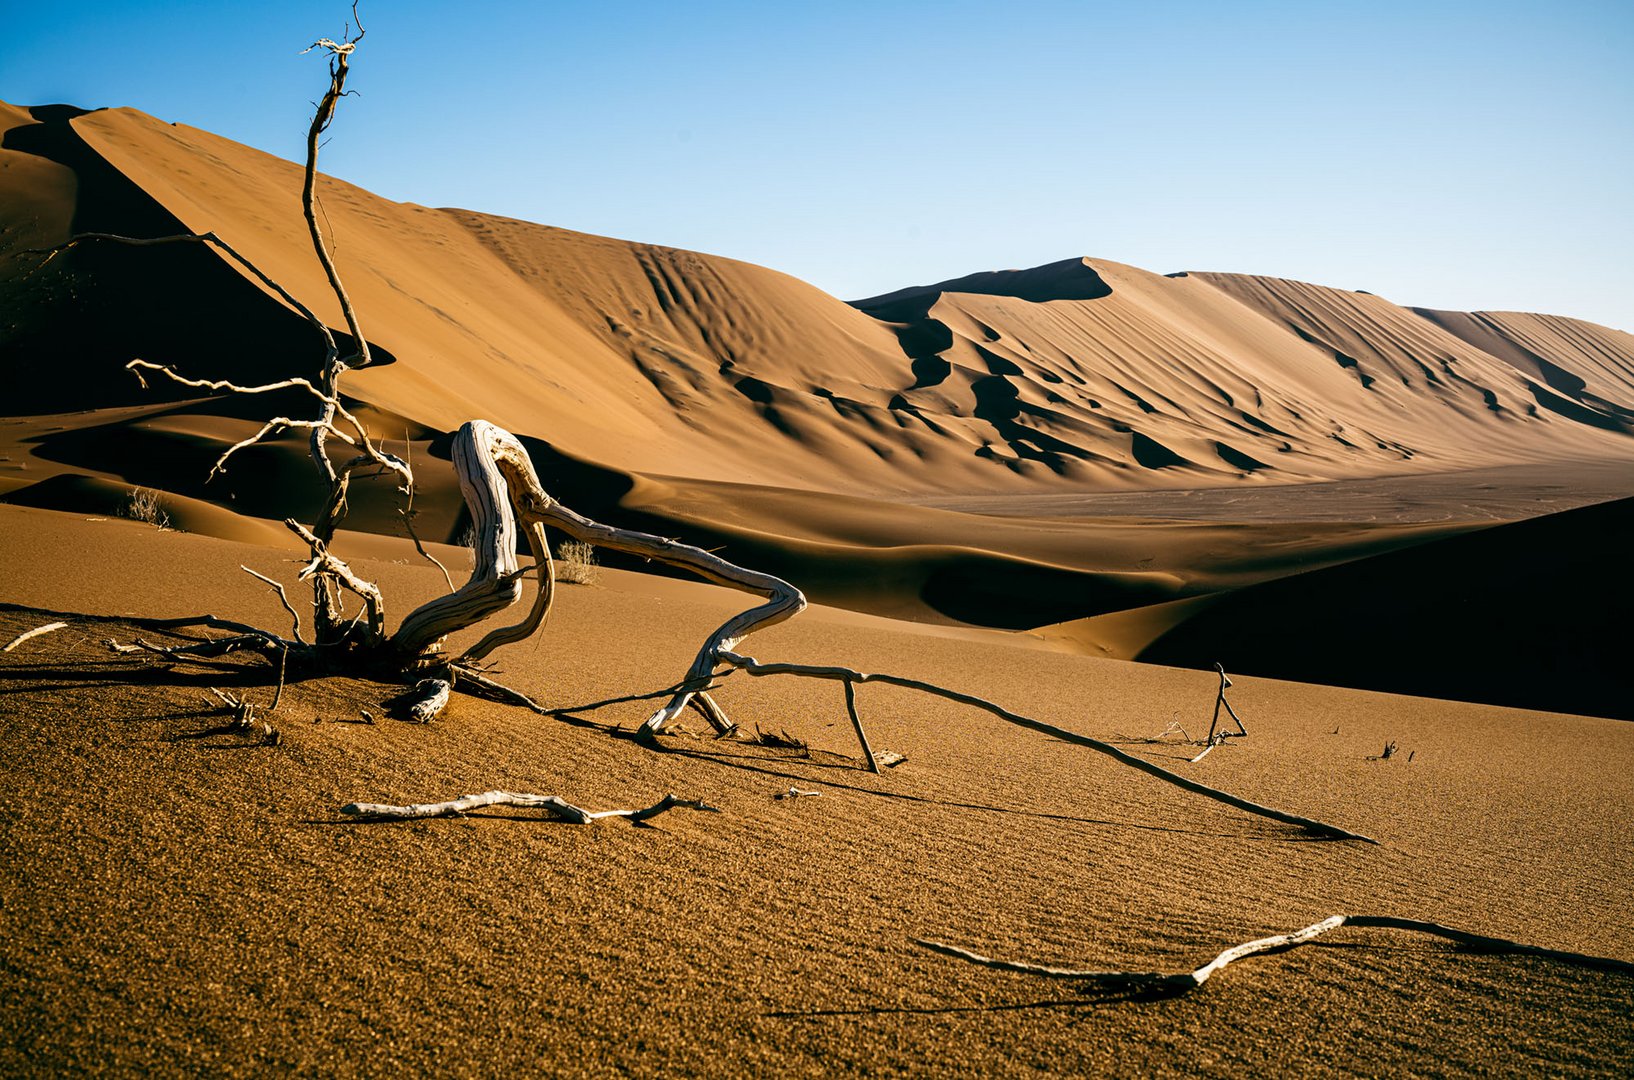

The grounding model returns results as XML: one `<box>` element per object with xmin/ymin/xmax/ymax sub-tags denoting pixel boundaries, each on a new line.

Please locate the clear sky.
<box><xmin>5</xmin><ymin>1</ymin><xmax>1631</xmax><ymax>329</ymax></box>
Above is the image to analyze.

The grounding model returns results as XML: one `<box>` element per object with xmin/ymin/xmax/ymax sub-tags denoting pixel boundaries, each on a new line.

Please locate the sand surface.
<box><xmin>2</xmin><ymin>507</ymin><xmax>1632</xmax><ymax>1075</ymax></box>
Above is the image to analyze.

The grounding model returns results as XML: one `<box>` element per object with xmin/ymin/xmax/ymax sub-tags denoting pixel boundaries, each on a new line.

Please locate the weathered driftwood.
<box><xmin>2</xmin><ymin>621</ymin><xmax>68</xmax><ymax>652</ymax></box>
<box><xmin>715</xmin><ymin>649</ymin><xmax>1376</xmax><ymax>843</ymax></box>
<box><xmin>405</xmin><ymin>677</ymin><xmax>451</xmax><ymax>723</ymax></box>
<box><xmin>916</xmin><ymin>914</ymin><xmax>1634</xmax><ymax>994</ymax></box>
<box><xmin>339</xmin><ymin>790</ymin><xmax>720</xmax><ymax>824</ymax></box>
<box><xmin>19</xmin><ymin>22</ymin><xmax>1384</xmax><ymax>851</ymax></box>
<box><xmin>1192</xmin><ymin>661</ymin><xmax>1248</xmax><ymax>763</ymax></box>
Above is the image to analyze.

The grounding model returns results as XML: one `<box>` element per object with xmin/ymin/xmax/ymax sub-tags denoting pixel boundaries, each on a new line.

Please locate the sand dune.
<box><xmin>6</xmin><ymin>100</ymin><xmax>1634</xmax><ymax>506</ymax></box>
<box><xmin>4</xmin><ymin>96</ymin><xmax>1634</xmax><ymax>707</ymax></box>
<box><xmin>1072</xmin><ymin>493</ymin><xmax>1634</xmax><ymax>720</ymax></box>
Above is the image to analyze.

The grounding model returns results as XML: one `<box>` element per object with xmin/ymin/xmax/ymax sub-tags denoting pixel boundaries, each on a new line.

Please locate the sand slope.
<box><xmin>1</xmin><ymin>506</ymin><xmax>1630</xmax><ymax>1075</ymax></box>
<box><xmin>5</xmin><ymin>99</ymin><xmax>1634</xmax><ymax>502</ymax></box>
<box><xmin>1050</xmin><ymin>493</ymin><xmax>1634</xmax><ymax>720</ymax></box>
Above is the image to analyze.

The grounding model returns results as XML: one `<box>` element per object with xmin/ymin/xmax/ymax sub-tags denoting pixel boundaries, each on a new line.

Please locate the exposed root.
<box><xmin>916</xmin><ymin>914</ymin><xmax>1634</xmax><ymax>995</ymax></box>
<box><xmin>404</xmin><ymin>677</ymin><xmax>451</xmax><ymax>723</ymax></box>
<box><xmin>338</xmin><ymin>790</ymin><xmax>720</xmax><ymax>825</ymax></box>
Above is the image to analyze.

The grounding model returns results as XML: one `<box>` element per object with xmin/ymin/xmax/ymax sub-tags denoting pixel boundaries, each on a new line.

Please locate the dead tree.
<box><xmin>20</xmin><ymin>13</ymin><xmax>1378</xmax><ymax>846</ymax></box>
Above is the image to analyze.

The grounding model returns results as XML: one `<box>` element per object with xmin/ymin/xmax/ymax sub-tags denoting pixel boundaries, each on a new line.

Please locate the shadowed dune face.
<box><xmin>1053</xmin><ymin>494</ymin><xmax>1634</xmax><ymax>721</ymax></box>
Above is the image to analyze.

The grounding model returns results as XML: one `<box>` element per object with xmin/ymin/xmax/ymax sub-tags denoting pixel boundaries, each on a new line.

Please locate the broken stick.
<box><xmin>916</xmin><ymin>913</ymin><xmax>1634</xmax><ymax>995</ymax></box>
<box><xmin>339</xmin><ymin>790</ymin><xmax>720</xmax><ymax>824</ymax></box>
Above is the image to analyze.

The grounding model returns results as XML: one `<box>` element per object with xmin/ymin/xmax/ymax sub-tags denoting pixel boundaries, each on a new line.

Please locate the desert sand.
<box><xmin>3</xmin><ymin>95</ymin><xmax>1633</xmax><ymax>1075</ymax></box>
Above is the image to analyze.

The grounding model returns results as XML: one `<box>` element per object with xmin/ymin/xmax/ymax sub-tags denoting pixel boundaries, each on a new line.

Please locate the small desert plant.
<box><xmin>555</xmin><ymin>539</ymin><xmax>599</xmax><ymax>585</ymax></box>
<box><xmin>123</xmin><ymin>487</ymin><xmax>170</xmax><ymax>530</ymax></box>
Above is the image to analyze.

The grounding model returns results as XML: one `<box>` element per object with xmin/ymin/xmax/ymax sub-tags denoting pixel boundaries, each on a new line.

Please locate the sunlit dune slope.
<box><xmin>5</xmin><ymin>99</ymin><xmax>1634</xmax><ymax>509</ymax></box>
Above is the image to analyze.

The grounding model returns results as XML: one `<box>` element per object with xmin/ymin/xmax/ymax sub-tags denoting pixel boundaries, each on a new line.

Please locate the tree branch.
<box><xmin>338</xmin><ymin>790</ymin><xmax>720</xmax><ymax>825</ymax></box>
<box><xmin>917</xmin><ymin>914</ymin><xmax>1634</xmax><ymax>995</ymax></box>
<box><xmin>713</xmin><ymin>649</ymin><xmax>1375</xmax><ymax>843</ymax></box>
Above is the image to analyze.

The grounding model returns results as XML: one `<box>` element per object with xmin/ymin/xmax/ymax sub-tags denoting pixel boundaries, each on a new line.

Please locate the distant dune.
<box><xmin>4</xmin><ymin>98</ymin><xmax>1634</xmax><ymax>714</ymax></box>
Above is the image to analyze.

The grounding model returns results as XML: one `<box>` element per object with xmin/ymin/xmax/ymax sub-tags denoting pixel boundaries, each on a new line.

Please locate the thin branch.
<box><xmin>3</xmin><ymin>621</ymin><xmax>68</xmax><ymax>652</ymax></box>
<box><xmin>241</xmin><ymin>566</ymin><xmax>305</xmax><ymax>643</ymax></box>
<box><xmin>338</xmin><ymin>790</ymin><xmax>720</xmax><ymax>825</ymax></box>
<box><xmin>714</xmin><ymin>649</ymin><xmax>1375</xmax><ymax>844</ymax></box>
<box><xmin>843</xmin><ymin>680</ymin><xmax>880</xmax><ymax>774</ymax></box>
<box><xmin>916</xmin><ymin>914</ymin><xmax>1634</xmax><ymax>995</ymax></box>
<box><xmin>270</xmin><ymin>645</ymin><xmax>288</xmax><ymax>711</ymax></box>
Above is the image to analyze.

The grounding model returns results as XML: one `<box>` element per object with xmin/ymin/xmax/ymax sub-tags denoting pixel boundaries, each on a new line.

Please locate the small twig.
<box><xmin>774</xmin><ymin>787</ymin><xmax>822</xmax><ymax>800</ymax></box>
<box><xmin>842</xmin><ymin>679</ymin><xmax>880</xmax><ymax>774</ymax></box>
<box><xmin>449</xmin><ymin>666</ymin><xmax>550</xmax><ymax>713</ymax></box>
<box><xmin>271</xmin><ymin>645</ymin><xmax>288</xmax><ymax>712</ymax></box>
<box><xmin>2</xmin><ymin>621</ymin><xmax>68</xmax><ymax>652</ymax></box>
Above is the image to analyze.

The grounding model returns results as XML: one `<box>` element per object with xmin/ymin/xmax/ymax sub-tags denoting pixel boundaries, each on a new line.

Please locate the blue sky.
<box><xmin>5</xmin><ymin>1</ymin><xmax>1631</xmax><ymax>329</ymax></box>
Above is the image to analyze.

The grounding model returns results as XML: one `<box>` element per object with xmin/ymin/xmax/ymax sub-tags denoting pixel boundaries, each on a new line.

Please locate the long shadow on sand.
<box><xmin>651</xmin><ymin>741</ymin><xmax>1284</xmax><ymax>843</ymax></box>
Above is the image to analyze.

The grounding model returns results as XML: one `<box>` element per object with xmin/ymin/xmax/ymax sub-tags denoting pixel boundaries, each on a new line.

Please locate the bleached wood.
<box><xmin>843</xmin><ymin>680</ymin><xmax>881</xmax><ymax>774</ymax></box>
<box><xmin>338</xmin><ymin>790</ymin><xmax>719</xmax><ymax>824</ymax></box>
<box><xmin>3</xmin><ymin>621</ymin><xmax>68</xmax><ymax>652</ymax></box>
<box><xmin>917</xmin><ymin>913</ymin><xmax>1634</xmax><ymax>993</ymax></box>
<box><xmin>714</xmin><ymin>649</ymin><xmax>1375</xmax><ymax>843</ymax></box>
<box><xmin>241</xmin><ymin>566</ymin><xmax>304</xmax><ymax>643</ymax></box>
<box><xmin>285</xmin><ymin>520</ymin><xmax>384</xmax><ymax>640</ymax></box>
<box><xmin>405</xmin><ymin>678</ymin><xmax>451</xmax><ymax>723</ymax></box>
<box><xmin>391</xmin><ymin>423</ymin><xmax>805</xmax><ymax>704</ymax></box>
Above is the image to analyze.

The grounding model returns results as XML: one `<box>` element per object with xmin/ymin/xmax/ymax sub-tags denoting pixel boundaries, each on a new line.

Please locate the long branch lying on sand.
<box><xmin>339</xmin><ymin>791</ymin><xmax>720</xmax><ymax>825</ymax></box>
<box><xmin>714</xmin><ymin>650</ymin><xmax>1376</xmax><ymax>844</ymax></box>
<box><xmin>917</xmin><ymin>914</ymin><xmax>1634</xmax><ymax>995</ymax></box>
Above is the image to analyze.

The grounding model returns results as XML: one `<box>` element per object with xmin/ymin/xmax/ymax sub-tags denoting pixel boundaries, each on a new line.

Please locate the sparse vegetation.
<box><xmin>555</xmin><ymin>539</ymin><xmax>599</xmax><ymax>585</ymax></box>
<box><xmin>122</xmin><ymin>487</ymin><xmax>170</xmax><ymax>530</ymax></box>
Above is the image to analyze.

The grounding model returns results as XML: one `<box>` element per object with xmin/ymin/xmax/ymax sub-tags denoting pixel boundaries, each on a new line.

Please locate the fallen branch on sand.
<box><xmin>1189</xmin><ymin>662</ymin><xmax>1248</xmax><ymax>763</ymax></box>
<box><xmin>916</xmin><ymin>914</ymin><xmax>1634</xmax><ymax>995</ymax></box>
<box><xmin>714</xmin><ymin>650</ymin><xmax>1374</xmax><ymax>844</ymax></box>
<box><xmin>339</xmin><ymin>790</ymin><xmax>720</xmax><ymax>825</ymax></box>
<box><xmin>2</xmin><ymin>621</ymin><xmax>68</xmax><ymax>652</ymax></box>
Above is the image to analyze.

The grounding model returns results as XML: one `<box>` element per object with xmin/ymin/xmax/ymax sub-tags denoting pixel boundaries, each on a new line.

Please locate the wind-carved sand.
<box><xmin>2</xmin><ymin>24</ymin><xmax>1633</xmax><ymax>1074</ymax></box>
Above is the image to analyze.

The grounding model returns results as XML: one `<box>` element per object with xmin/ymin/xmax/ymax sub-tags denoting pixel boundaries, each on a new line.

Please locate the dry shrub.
<box><xmin>555</xmin><ymin>539</ymin><xmax>598</xmax><ymax>585</ymax></box>
<box><xmin>123</xmin><ymin>487</ymin><xmax>170</xmax><ymax>530</ymax></box>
